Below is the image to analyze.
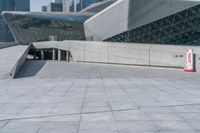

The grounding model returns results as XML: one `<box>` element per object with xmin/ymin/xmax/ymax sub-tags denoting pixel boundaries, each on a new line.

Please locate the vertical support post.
<box><xmin>66</xmin><ymin>51</ymin><xmax>69</xmax><ymax>62</ymax></box>
<box><xmin>33</xmin><ymin>50</ymin><xmax>36</xmax><ymax>60</ymax></box>
<box><xmin>41</xmin><ymin>49</ymin><xmax>44</xmax><ymax>60</ymax></box>
<box><xmin>52</xmin><ymin>49</ymin><xmax>56</xmax><ymax>60</ymax></box>
<box><xmin>58</xmin><ymin>49</ymin><xmax>61</xmax><ymax>61</ymax></box>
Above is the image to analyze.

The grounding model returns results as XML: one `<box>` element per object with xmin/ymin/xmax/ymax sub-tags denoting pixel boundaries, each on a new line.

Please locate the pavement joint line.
<box><xmin>35</xmin><ymin>125</ymin><xmax>43</xmax><ymax>133</ymax></box>
<box><xmin>0</xmin><ymin>121</ymin><xmax>10</xmax><ymax>130</ymax></box>
<box><xmin>153</xmin><ymin>77</ymin><xmax>192</xmax><ymax>96</ymax></box>
<box><xmin>162</xmin><ymin>107</ymin><xmax>199</xmax><ymax>132</ymax></box>
<box><xmin>100</xmin><ymin>70</ymin><xmax>122</xmax><ymax>133</ymax></box>
<box><xmin>111</xmin><ymin>74</ymin><xmax>159</xmax><ymax>132</ymax></box>
<box><xmin>14</xmin><ymin>78</ymin><xmax>54</xmax><ymax>99</ymax></box>
<box><xmin>76</xmin><ymin>69</ymin><xmax>92</xmax><ymax>133</ymax></box>
<box><xmin>13</xmin><ymin>79</ymin><xmax>62</xmax><ymax>117</ymax></box>
<box><xmin>62</xmin><ymin>66</ymin><xmax>86</xmax><ymax>97</ymax></box>
<box><xmin>48</xmin><ymin>78</ymin><xmax>76</xmax><ymax>114</ymax></box>
<box><xmin>1</xmin><ymin>98</ymin><xmax>199</xmax><ymax>123</ymax></box>
<box><xmin>114</xmin><ymin>69</ymin><xmax>160</xmax><ymax>132</ymax></box>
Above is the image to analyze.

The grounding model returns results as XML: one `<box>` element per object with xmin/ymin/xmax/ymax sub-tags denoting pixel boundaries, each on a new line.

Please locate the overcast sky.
<box><xmin>30</xmin><ymin>0</ymin><xmax>52</xmax><ymax>11</ymax></box>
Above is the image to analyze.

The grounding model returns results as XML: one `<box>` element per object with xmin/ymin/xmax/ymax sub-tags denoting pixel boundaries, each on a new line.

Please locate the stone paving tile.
<box><xmin>0</xmin><ymin>121</ymin><xmax>42</xmax><ymax>133</ymax></box>
<box><xmin>0</xmin><ymin>61</ymin><xmax>200</xmax><ymax>133</ymax></box>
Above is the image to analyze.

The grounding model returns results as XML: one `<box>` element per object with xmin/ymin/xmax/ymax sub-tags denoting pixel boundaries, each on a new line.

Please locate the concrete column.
<box><xmin>66</xmin><ymin>51</ymin><xmax>69</xmax><ymax>62</ymax></box>
<box><xmin>33</xmin><ymin>51</ymin><xmax>36</xmax><ymax>60</ymax></box>
<box><xmin>58</xmin><ymin>49</ymin><xmax>61</xmax><ymax>61</ymax></box>
<box><xmin>41</xmin><ymin>50</ymin><xmax>44</xmax><ymax>60</ymax></box>
<box><xmin>52</xmin><ymin>49</ymin><xmax>56</xmax><ymax>60</ymax></box>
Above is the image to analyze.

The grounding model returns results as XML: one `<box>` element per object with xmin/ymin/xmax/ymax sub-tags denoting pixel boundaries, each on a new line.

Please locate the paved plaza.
<box><xmin>0</xmin><ymin>60</ymin><xmax>200</xmax><ymax>133</ymax></box>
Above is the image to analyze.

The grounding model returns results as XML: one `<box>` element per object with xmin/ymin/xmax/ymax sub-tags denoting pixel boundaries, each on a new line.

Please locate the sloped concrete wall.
<box><xmin>9</xmin><ymin>45</ymin><xmax>31</xmax><ymax>79</ymax></box>
<box><xmin>84</xmin><ymin>0</ymin><xmax>129</xmax><ymax>41</ymax></box>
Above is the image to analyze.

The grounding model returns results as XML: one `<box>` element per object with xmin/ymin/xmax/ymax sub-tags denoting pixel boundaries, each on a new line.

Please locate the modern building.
<box><xmin>0</xmin><ymin>0</ymin><xmax>30</xmax><ymax>42</ymax></box>
<box><xmin>41</xmin><ymin>6</ymin><xmax>48</xmax><ymax>12</ymax></box>
<box><xmin>63</xmin><ymin>0</ymin><xmax>71</xmax><ymax>13</ymax></box>
<box><xmin>81</xmin><ymin>0</ymin><xmax>116</xmax><ymax>13</ymax></box>
<box><xmin>0</xmin><ymin>0</ymin><xmax>14</xmax><ymax>42</ymax></box>
<box><xmin>47</xmin><ymin>2</ymin><xmax>63</xmax><ymax>12</ymax></box>
<box><xmin>2</xmin><ymin>0</ymin><xmax>200</xmax><ymax>46</ymax></box>
<box><xmin>14</xmin><ymin>0</ymin><xmax>30</xmax><ymax>11</ymax></box>
<box><xmin>63</xmin><ymin>0</ymin><xmax>104</xmax><ymax>13</ymax></box>
<box><xmin>85</xmin><ymin>0</ymin><xmax>200</xmax><ymax>46</ymax></box>
<box><xmin>53</xmin><ymin>0</ymin><xmax>63</xmax><ymax>3</ymax></box>
<box><xmin>81</xmin><ymin>0</ymin><xmax>103</xmax><ymax>9</ymax></box>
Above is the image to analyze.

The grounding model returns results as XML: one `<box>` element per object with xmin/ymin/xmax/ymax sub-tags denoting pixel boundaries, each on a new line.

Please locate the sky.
<box><xmin>30</xmin><ymin>0</ymin><xmax>52</xmax><ymax>11</ymax></box>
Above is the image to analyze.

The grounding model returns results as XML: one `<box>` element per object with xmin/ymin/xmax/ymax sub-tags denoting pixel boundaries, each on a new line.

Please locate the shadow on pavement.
<box><xmin>16</xmin><ymin>60</ymin><xmax>46</xmax><ymax>78</ymax></box>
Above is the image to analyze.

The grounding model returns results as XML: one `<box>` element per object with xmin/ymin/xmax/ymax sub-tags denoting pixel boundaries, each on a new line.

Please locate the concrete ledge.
<box><xmin>9</xmin><ymin>44</ymin><xmax>31</xmax><ymax>79</ymax></box>
<box><xmin>0</xmin><ymin>42</ymin><xmax>16</xmax><ymax>49</ymax></box>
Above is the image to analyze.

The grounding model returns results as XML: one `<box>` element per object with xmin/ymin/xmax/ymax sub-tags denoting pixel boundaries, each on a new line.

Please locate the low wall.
<box><xmin>0</xmin><ymin>42</ymin><xmax>16</xmax><ymax>49</ymax></box>
<box><xmin>32</xmin><ymin>41</ymin><xmax>200</xmax><ymax>71</ymax></box>
<box><xmin>10</xmin><ymin>44</ymin><xmax>31</xmax><ymax>79</ymax></box>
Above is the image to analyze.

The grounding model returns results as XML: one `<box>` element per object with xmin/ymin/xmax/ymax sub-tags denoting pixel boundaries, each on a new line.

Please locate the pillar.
<box><xmin>41</xmin><ymin>50</ymin><xmax>44</xmax><ymax>60</ymax></box>
<box><xmin>58</xmin><ymin>49</ymin><xmax>61</xmax><ymax>61</ymax></box>
<box><xmin>33</xmin><ymin>50</ymin><xmax>36</xmax><ymax>60</ymax></box>
<box><xmin>52</xmin><ymin>49</ymin><xmax>56</xmax><ymax>60</ymax></box>
<box><xmin>66</xmin><ymin>51</ymin><xmax>69</xmax><ymax>62</ymax></box>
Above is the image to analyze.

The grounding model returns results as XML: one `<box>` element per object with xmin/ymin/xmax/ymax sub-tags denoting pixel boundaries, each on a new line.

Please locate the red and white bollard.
<box><xmin>184</xmin><ymin>49</ymin><xmax>195</xmax><ymax>72</ymax></box>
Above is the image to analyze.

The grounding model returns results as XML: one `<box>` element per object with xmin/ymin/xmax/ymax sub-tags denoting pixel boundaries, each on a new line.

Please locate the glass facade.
<box><xmin>14</xmin><ymin>0</ymin><xmax>30</xmax><ymax>11</ymax></box>
<box><xmin>81</xmin><ymin>0</ymin><xmax>103</xmax><ymax>9</ymax></box>
<box><xmin>0</xmin><ymin>0</ymin><xmax>30</xmax><ymax>42</ymax></box>
<box><xmin>0</xmin><ymin>0</ymin><xmax>14</xmax><ymax>42</ymax></box>
<box><xmin>3</xmin><ymin>12</ymin><xmax>91</xmax><ymax>44</ymax></box>
<box><xmin>41</xmin><ymin>6</ymin><xmax>48</xmax><ymax>12</ymax></box>
<box><xmin>105</xmin><ymin>4</ymin><xmax>200</xmax><ymax>46</ymax></box>
<box><xmin>53</xmin><ymin>0</ymin><xmax>63</xmax><ymax>3</ymax></box>
<box><xmin>48</xmin><ymin>3</ymin><xmax>63</xmax><ymax>12</ymax></box>
<box><xmin>69</xmin><ymin>0</ymin><xmax>103</xmax><ymax>12</ymax></box>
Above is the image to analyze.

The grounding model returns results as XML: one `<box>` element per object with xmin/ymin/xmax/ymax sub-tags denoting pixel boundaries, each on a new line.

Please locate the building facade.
<box><xmin>0</xmin><ymin>0</ymin><xmax>30</xmax><ymax>42</ymax></box>
<box><xmin>53</xmin><ymin>0</ymin><xmax>63</xmax><ymax>3</ymax></box>
<box><xmin>41</xmin><ymin>6</ymin><xmax>48</xmax><ymax>12</ymax></box>
<box><xmin>84</xmin><ymin>0</ymin><xmax>200</xmax><ymax>46</ymax></box>
<box><xmin>14</xmin><ymin>0</ymin><xmax>30</xmax><ymax>11</ymax></box>
<box><xmin>81</xmin><ymin>0</ymin><xmax>103</xmax><ymax>9</ymax></box>
<box><xmin>0</xmin><ymin>0</ymin><xmax>14</xmax><ymax>42</ymax></box>
<box><xmin>63</xmin><ymin>0</ymin><xmax>104</xmax><ymax>13</ymax></box>
<box><xmin>3</xmin><ymin>0</ymin><xmax>200</xmax><ymax>46</ymax></box>
<box><xmin>47</xmin><ymin>3</ymin><xmax>63</xmax><ymax>12</ymax></box>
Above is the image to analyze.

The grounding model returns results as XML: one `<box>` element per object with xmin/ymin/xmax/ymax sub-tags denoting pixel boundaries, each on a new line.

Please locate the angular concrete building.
<box><xmin>84</xmin><ymin>0</ymin><xmax>200</xmax><ymax>46</ymax></box>
<box><xmin>2</xmin><ymin>0</ymin><xmax>200</xmax><ymax>46</ymax></box>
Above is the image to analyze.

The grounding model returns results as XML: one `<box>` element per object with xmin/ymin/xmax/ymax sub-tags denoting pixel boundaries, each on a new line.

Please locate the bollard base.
<box><xmin>184</xmin><ymin>69</ymin><xmax>195</xmax><ymax>72</ymax></box>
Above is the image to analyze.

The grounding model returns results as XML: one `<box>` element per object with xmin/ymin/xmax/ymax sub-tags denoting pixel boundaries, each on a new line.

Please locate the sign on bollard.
<box><xmin>184</xmin><ymin>49</ymin><xmax>195</xmax><ymax>72</ymax></box>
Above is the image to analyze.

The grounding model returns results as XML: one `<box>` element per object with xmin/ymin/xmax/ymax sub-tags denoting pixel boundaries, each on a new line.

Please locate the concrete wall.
<box><xmin>32</xmin><ymin>41</ymin><xmax>200</xmax><ymax>71</ymax></box>
<box><xmin>0</xmin><ymin>42</ymin><xmax>16</xmax><ymax>49</ymax></box>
